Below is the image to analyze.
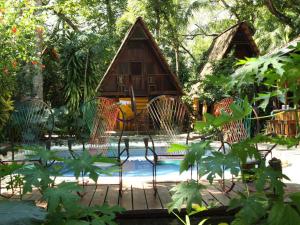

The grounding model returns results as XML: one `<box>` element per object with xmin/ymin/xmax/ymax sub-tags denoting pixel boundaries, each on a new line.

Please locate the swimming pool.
<box><xmin>51</xmin><ymin>142</ymin><xmax>194</xmax><ymax>178</ymax></box>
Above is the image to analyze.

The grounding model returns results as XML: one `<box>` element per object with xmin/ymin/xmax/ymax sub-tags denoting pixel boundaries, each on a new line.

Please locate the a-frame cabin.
<box><xmin>190</xmin><ymin>22</ymin><xmax>259</xmax><ymax>118</ymax></box>
<box><xmin>199</xmin><ymin>21</ymin><xmax>259</xmax><ymax>78</ymax></box>
<box><xmin>96</xmin><ymin>17</ymin><xmax>183</xmax><ymax>115</ymax></box>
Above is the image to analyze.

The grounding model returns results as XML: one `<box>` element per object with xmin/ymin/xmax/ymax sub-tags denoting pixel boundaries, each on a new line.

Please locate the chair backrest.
<box><xmin>213</xmin><ymin>97</ymin><xmax>249</xmax><ymax>144</ymax></box>
<box><xmin>83</xmin><ymin>97</ymin><xmax>122</xmax><ymax>156</ymax></box>
<box><xmin>146</xmin><ymin>95</ymin><xmax>192</xmax><ymax>156</ymax></box>
<box><xmin>8</xmin><ymin>98</ymin><xmax>54</xmax><ymax>160</ymax></box>
<box><xmin>10</xmin><ymin>98</ymin><xmax>54</xmax><ymax>145</ymax></box>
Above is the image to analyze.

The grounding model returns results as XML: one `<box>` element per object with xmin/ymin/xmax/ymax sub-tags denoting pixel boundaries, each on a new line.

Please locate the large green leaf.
<box><xmin>168</xmin><ymin>180</ymin><xmax>205</xmax><ymax>213</ymax></box>
<box><xmin>20</xmin><ymin>163</ymin><xmax>54</xmax><ymax>194</ymax></box>
<box><xmin>24</xmin><ymin>145</ymin><xmax>63</xmax><ymax>163</ymax></box>
<box><xmin>230</xmin><ymin>193</ymin><xmax>269</xmax><ymax>225</ymax></box>
<box><xmin>290</xmin><ymin>192</ymin><xmax>300</xmax><ymax>212</ymax></box>
<box><xmin>168</xmin><ymin>143</ymin><xmax>188</xmax><ymax>153</ymax></box>
<box><xmin>198</xmin><ymin>151</ymin><xmax>240</xmax><ymax>184</ymax></box>
<box><xmin>65</xmin><ymin>150</ymin><xmax>117</xmax><ymax>182</ymax></box>
<box><xmin>230</xmin><ymin>138</ymin><xmax>261</xmax><ymax>165</ymax></box>
<box><xmin>81</xmin><ymin>204</ymin><xmax>124</xmax><ymax>225</ymax></box>
<box><xmin>268</xmin><ymin>201</ymin><xmax>300</xmax><ymax>225</ymax></box>
<box><xmin>43</xmin><ymin>182</ymin><xmax>82</xmax><ymax>213</ymax></box>
<box><xmin>254</xmin><ymin>165</ymin><xmax>289</xmax><ymax>197</ymax></box>
<box><xmin>179</xmin><ymin>141</ymin><xmax>211</xmax><ymax>173</ymax></box>
<box><xmin>0</xmin><ymin>200</ymin><xmax>47</xmax><ymax>225</ymax></box>
<box><xmin>0</xmin><ymin>163</ymin><xmax>23</xmax><ymax>177</ymax></box>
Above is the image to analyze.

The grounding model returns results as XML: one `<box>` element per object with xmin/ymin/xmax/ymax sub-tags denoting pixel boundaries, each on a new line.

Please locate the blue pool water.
<box><xmin>51</xmin><ymin>144</ymin><xmax>192</xmax><ymax>177</ymax></box>
<box><xmin>58</xmin><ymin>159</ymin><xmax>189</xmax><ymax>177</ymax></box>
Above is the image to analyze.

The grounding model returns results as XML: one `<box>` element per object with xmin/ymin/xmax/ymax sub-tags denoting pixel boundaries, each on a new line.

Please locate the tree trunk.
<box><xmin>154</xmin><ymin>0</ymin><xmax>161</xmax><ymax>40</ymax></box>
<box><xmin>33</xmin><ymin>0</ymin><xmax>43</xmax><ymax>100</ymax></box>
<box><xmin>264</xmin><ymin>0</ymin><xmax>295</xmax><ymax>30</ymax></box>
<box><xmin>174</xmin><ymin>46</ymin><xmax>179</xmax><ymax>77</ymax></box>
<box><xmin>105</xmin><ymin>0</ymin><xmax>115</xmax><ymax>38</ymax></box>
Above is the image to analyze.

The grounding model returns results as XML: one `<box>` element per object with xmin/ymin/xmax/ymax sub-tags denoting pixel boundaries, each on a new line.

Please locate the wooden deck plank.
<box><xmin>156</xmin><ymin>184</ymin><xmax>172</xmax><ymax>209</ymax></box>
<box><xmin>80</xmin><ymin>185</ymin><xmax>97</xmax><ymax>206</ymax></box>
<box><xmin>231</xmin><ymin>181</ymin><xmax>246</xmax><ymax>194</ymax></box>
<box><xmin>206</xmin><ymin>183</ymin><xmax>231</xmax><ymax>206</ymax></box>
<box><xmin>105</xmin><ymin>185</ymin><xmax>119</xmax><ymax>206</ymax></box>
<box><xmin>89</xmin><ymin>185</ymin><xmax>108</xmax><ymax>206</ymax></box>
<box><xmin>201</xmin><ymin>186</ymin><xmax>221</xmax><ymax>207</ymax></box>
<box><xmin>28</xmin><ymin>189</ymin><xmax>42</xmax><ymax>201</ymax></box>
<box><xmin>144</xmin><ymin>185</ymin><xmax>162</xmax><ymax>209</ymax></box>
<box><xmin>21</xmin><ymin>192</ymin><xmax>33</xmax><ymax>200</ymax></box>
<box><xmin>212</xmin><ymin>182</ymin><xmax>237</xmax><ymax>199</ymax></box>
<box><xmin>119</xmin><ymin>186</ymin><xmax>132</xmax><ymax>210</ymax></box>
<box><xmin>132</xmin><ymin>186</ymin><xmax>147</xmax><ymax>210</ymax></box>
<box><xmin>13</xmin><ymin>181</ymin><xmax>300</xmax><ymax>214</ymax></box>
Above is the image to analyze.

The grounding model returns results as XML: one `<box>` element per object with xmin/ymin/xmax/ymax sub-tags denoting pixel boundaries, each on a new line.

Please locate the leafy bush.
<box><xmin>169</xmin><ymin>43</ymin><xmax>300</xmax><ymax>224</ymax></box>
<box><xmin>0</xmin><ymin>146</ymin><xmax>122</xmax><ymax>225</ymax></box>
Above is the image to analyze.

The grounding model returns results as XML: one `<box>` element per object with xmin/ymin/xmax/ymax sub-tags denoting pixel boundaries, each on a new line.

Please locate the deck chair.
<box><xmin>83</xmin><ymin>97</ymin><xmax>128</xmax><ymax>193</ymax></box>
<box><xmin>213</xmin><ymin>97</ymin><xmax>275</xmax><ymax>192</ymax></box>
<box><xmin>144</xmin><ymin>95</ymin><xmax>193</xmax><ymax>192</ymax></box>
<box><xmin>1</xmin><ymin>99</ymin><xmax>54</xmax><ymax>197</ymax></box>
<box><xmin>7</xmin><ymin>98</ymin><xmax>54</xmax><ymax>162</ymax></box>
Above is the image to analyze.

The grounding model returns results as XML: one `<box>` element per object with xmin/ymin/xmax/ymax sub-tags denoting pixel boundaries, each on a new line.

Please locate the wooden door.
<box><xmin>130</xmin><ymin>62</ymin><xmax>144</xmax><ymax>96</ymax></box>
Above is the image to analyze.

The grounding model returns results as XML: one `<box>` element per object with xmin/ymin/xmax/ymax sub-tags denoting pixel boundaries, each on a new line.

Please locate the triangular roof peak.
<box><xmin>199</xmin><ymin>21</ymin><xmax>259</xmax><ymax>78</ymax></box>
<box><xmin>96</xmin><ymin>17</ymin><xmax>183</xmax><ymax>95</ymax></box>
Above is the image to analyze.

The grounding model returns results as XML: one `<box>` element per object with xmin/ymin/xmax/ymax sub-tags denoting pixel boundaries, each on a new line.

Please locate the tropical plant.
<box><xmin>168</xmin><ymin>42</ymin><xmax>300</xmax><ymax>224</ymax></box>
<box><xmin>0</xmin><ymin>145</ymin><xmax>122</xmax><ymax>225</ymax></box>
<box><xmin>0</xmin><ymin>0</ymin><xmax>43</xmax><ymax>132</ymax></box>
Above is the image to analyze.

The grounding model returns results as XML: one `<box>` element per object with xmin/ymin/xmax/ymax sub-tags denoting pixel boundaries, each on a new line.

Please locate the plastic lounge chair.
<box><xmin>213</xmin><ymin>97</ymin><xmax>276</xmax><ymax>192</ymax></box>
<box><xmin>144</xmin><ymin>95</ymin><xmax>193</xmax><ymax>193</ymax></box>
<box><xmin>83</xmin><ymin>97</ymin><xmax>128</xmax><ymax>194</ymax></box>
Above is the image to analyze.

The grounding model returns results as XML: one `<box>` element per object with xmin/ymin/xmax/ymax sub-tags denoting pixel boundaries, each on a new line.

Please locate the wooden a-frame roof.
<box><xmin>199</xmin><ymin>22</ymin><xmax>259</xmax><ymax>78</ymax></box>
<box><xmin>96</xmin><ymin>17</ymin><xmax>183</xmax><ymax>95</ymax></box>
<box><xmin>189</xmin><ymin>22</ymin><xmax>259</xmax><ymax>98</ymax></box>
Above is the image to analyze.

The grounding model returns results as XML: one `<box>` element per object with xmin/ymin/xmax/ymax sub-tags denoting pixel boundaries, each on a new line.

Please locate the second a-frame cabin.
<box><xmin>199</xmin><ymin>21</ymin><xmax>259</xmax><ymax>78</ymax></box>
<box><xmin>96</xmin><ymin>17</ymin><xmax>183</xmax><ymax>113</ymax></box>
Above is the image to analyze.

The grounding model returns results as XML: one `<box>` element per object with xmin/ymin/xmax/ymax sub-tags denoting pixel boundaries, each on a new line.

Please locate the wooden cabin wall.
<box><xmin>100</xmin><ymin>40</ymin><xmax>178</xmax><ymax>97</ymax></box>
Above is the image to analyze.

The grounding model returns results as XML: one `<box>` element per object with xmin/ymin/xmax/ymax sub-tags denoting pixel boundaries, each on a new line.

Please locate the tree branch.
<box><xmin>53</xmin><ymin>10</ymin><xmax>80</xmax><ymax>32</ymax></box>
<box><xmin>220</xmin><ymin>0</ymin><xmax>241</xmax><ymax>21</ymax></box>
<box><xmin>184</xmin><ymin>24</ymin><xmax>219</xmax><ymax>39</ymax></box>
<box><xmin>180</xmin><ymin>44</ymin><xmax>197</xmax><ymax>63</ymax></box>
<box><xmin>264</xmin><ymin>0</ymin><xmax>295</xmax><ymax>30</ymax></box>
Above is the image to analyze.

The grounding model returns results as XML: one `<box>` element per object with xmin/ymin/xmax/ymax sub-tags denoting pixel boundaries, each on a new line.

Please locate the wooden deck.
<box><xmin>3</xmin><ymin>180</ymin><xmax>300</xmax><ymax>217</ymax></box>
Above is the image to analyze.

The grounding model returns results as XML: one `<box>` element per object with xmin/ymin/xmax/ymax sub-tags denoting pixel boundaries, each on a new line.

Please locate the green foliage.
<box><xmin>43</xmin><ymin>182</ymin><xmax>124</xmax><ymax>224</ymax></box>
<box><xmin>0</xmin><ymin>88</ymin><xmax>14</xmax><ymax>132</ymax></box>
<box><xmin>43</xmin><ymin>182</ymin><xmax>81</xmax><ymax>213</ymax></box>
<box><xmin>0</xmin><ymin>163</ymin><xmax>24</xmax><ymax>193</ymax></box>
<box><xmin>232</xmin><ymin>43</ymin><xmax>300</xmax><ymax>109</ymax></box>
<box><xmin>0</xmin><ymin>200</ymin><xmax>47</xmax><ymax>225</ymax></box>
<box><xmin>0</xmin><ymin>144</ymin><xmax>122</xmax><ymax>224</ymax></box>
<box><xmin>21</xmin><ymin>163</ymin><xmax>55</xmax><ymax>194</ymax></box>
<box><xmin>267</xmin><ymin>201</ymin><xmax>300</xmax><ymax>225</ymax></box>
<box><xmin>195</xmin><ymin>98</ymin><xmax>252</xmax><ymax>132</ymax></box>
<box><xmin>229</xmin><ymin>193</ymin><xmax>269</xmax><ymax>225</ymax></box>
<box><xmin>65</xmin><ymin>150</ymin><xmax>117</xmax><ymax>183</ymax></box>
<box><xmin>199</xmin><ymin>151</ymin><xmax>240</xmax><ymax>184</ymax></box>
<box><xmin>168</xmin><ymin>180</ymin><xmax>206</xmax><ymax>213</ymax></box>
<box><xmin>171</xmin><ymin>46</ymin><xmax>300</xmax><ymax>224</ymax></box>
<box><xmin>254</xmin><ymin>165</ymin><xmax>289</xmax><ymax>196</ymax></box>
<box><xmin>195</xmin><ymin>56</ymin><xmax>237</xmax><ymax>104</ymax></box>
